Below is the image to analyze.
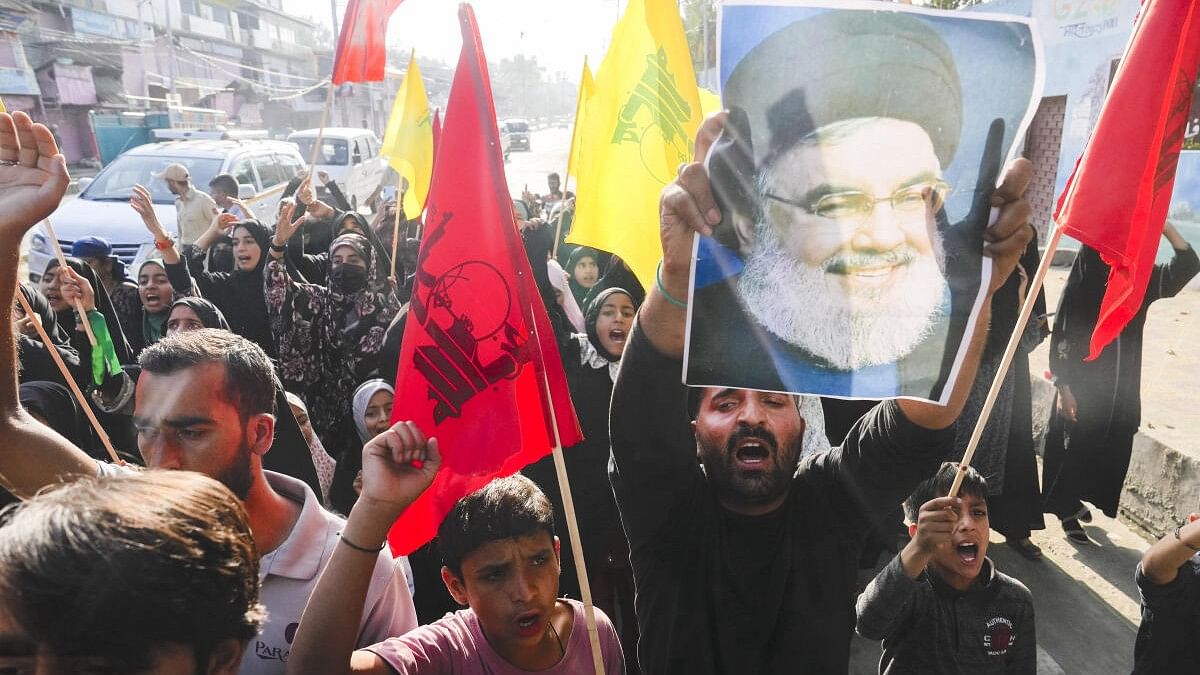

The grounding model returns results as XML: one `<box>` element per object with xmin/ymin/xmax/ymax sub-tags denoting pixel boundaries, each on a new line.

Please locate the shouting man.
<box><xmin>609</xmin><ymin>111</ymin><xmax>1033</xmax><ymax>673</ymax></box>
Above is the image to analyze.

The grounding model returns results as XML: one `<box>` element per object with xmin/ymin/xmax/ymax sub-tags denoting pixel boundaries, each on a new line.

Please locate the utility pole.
<box><xmin>700</xmin><ymin>0</ymin><xmax>709</xmax><ymax>89</ymax></box>
<box><xmin>165</xmin><ymin>0</ymin><xmax>178</xmax><ymax>102</ymax></box>
<box><xmin>329</xmin><ymin>0</ymin><xmax>344</xmax><ymax>127</ymax></box>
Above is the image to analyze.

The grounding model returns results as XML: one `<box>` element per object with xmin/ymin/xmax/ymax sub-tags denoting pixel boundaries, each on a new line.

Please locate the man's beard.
<box><xmin>215</xmin><ymin>436</ymin><xmax>255</xmax><ymax>501</ymax></box>
<box><xmin>700</xmin><ymin>424</ymin><xmax>800</xmax><ymax>509</ymax></box>
<box><xmin>738</xmin><ymin>219</ymin><xmax>948</xmax><ymax>371</ymax></box>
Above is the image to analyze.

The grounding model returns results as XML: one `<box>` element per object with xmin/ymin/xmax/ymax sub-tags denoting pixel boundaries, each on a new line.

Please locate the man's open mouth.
<box><xmin>734</xmin><ymin>438</ymin><xmax>771</xmax><ymax>466</ymax></box>
<box><xmin>956</xmin><ymin>542</ymin><xmax>979</xmax><ymax>565</ymax></box>
<box><xmin>608</xmin><ymin>328</ymin><xmax>626</xmax><ymax>344</ymax></box>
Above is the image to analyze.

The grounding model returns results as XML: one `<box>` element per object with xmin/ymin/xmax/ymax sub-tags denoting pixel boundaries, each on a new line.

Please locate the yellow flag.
<box><xmin>0</xmin><ymin>96</ymin><xmax>6</xmax><ymax>113</ymax></box>
<box><xmin>569</xmin><ymin>0</ymin><xmax>704</xmax><ymax>289</ymax></box>
<box><xmin>566</xmin><ymin>59</ymin><xmax>594</xmax><ymax>179</ymax></box>
<box><xmin>380</xmin><ymin>52</ymin><xmax>434</xmax><ymax>217</ymax></box>
<box><xmin>699</xmin><ymin>87</ymin><xmax>722</xmax><ymax>117</ymax></box>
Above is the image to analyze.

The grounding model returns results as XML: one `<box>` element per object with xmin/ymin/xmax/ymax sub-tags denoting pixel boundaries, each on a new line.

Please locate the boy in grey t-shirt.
<box><xmin>856</xmin><ymin>462</ymin><xmax>1036</xmax><ymax>674</ymax></box>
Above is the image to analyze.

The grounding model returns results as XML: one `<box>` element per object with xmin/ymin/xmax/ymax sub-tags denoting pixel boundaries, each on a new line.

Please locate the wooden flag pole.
<box><xmin>42</xmin><ymin>218</ymin><xmax>96</xmax><ymax>347</ymax></box>
<box><xmin>305</xmin><ymin>84</ymin><xmax>337</xmax><ymax>185</ymax></box>
<box><xmin>538</xmin><ymin>372</ymin><xmax>607</xmax><ymax>675</ymax></box>
<box><xmin>390</xmin><ymin>175</ymin><xmax>403</xmax><ymax>280</ymax></box>
<box><xmin>526</xmin><ymin>300</ymin><xmax>606</xmax><ymax>675</ymax></box>
<box><xmin>15</xmin><ymin>291</ymin><xmax>121</xmax><ymax>465</ymax></box>
<box><xmin>551</xmin><ymin>172</ymin><xmax>572</xmax><ymax>259</ymax></box>
<box><xmin>948</xmin><ymin>226</ymin><xmax>1064</xmax><ymax>498</ymax></box>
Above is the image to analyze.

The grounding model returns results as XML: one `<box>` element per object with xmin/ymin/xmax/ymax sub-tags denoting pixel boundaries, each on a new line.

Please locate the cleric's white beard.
<box><xmin>737</xmin><ymin>222</ymin><xmax>948</xmax><ymax>371</ymax></box>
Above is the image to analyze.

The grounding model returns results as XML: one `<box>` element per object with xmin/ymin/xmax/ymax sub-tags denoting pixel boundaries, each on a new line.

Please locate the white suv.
<box><xmin>28</xmin><ymin>138</ymin><xmax>306</xmax><ymax>281</ymax></box>
<box><xmin>287</xmin><ymin>128</ymin><xmax>384</xmax><ymax>212</ymax></box>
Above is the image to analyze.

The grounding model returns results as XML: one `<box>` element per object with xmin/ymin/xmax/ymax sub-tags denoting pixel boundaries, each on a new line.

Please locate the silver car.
<box><xmin>28</xmin><ymin>138</ymin><xmax>306</xmax><ymax>281</ymax></box>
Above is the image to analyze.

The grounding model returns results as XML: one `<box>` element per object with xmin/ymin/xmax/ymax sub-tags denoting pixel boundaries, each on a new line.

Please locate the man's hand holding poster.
<box><xmin>684</xmin><ymin>0</ymin><xmax>1043</xmax><ymax>403</ymax></box>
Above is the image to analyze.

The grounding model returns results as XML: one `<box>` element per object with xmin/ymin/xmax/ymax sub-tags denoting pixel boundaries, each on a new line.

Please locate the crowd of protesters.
<box><xmin>1</xmin><ymin>99</ymin><xmax>1199</xmax><ymax>675</ymax></box>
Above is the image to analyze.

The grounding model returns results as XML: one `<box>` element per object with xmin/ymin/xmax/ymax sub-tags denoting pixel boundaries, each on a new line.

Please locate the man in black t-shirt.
<box><xmin>608</xmin><ymin>113</ymin><xmax>1035</xmax><ymax>674</ymax></box>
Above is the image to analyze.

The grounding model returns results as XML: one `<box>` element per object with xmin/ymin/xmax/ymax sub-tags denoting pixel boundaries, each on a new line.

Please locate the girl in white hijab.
<box><xmin>352</xmin><ymin>378</ymin><xmax>395</xmax><ymax>442</ymax></box>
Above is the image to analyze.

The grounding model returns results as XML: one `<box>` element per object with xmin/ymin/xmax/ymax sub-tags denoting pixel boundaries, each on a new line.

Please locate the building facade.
<box><xmin>1</xmin><ymin>0</ymin><xmax>340</xmax><ymax>163</ymax></box>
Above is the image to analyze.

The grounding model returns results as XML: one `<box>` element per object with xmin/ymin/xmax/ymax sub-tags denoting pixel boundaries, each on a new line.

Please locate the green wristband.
<box><xmin>656</xmin><ymin>260</ymin><xmax>688</xmax><ymax>309</ymax></box>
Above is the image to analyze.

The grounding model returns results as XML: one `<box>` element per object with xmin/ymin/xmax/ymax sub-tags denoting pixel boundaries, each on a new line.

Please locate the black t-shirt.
<box><xmin>609</xmin><ymin>325</ymin><xmax>952</xmax><ymax>674</ymax></box>
<box><xmin>1134</xmin><ymin>557</ymin><xmax>1200</xmax><ymax>674</ymax></box>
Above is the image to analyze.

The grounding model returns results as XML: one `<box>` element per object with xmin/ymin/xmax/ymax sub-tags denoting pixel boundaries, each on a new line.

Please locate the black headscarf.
<box><xmin>167</xmin><ymin>297</ymin><xmax>230</xmax><ymax>334</ymax></box>
<box><xmin>19</xmin><ymin>381</ymin><xmax>87</xmax><ymax>449</ymax></box>
<box><xmin>17</xmin><ymin>282</ymin><xmax>75</xmax><ymax>348</ymax></box>
<box><xmin>566</xmin><ymin>246</ymin><xmax>601</xmax><ymax>307</ymax></box>
<box><xmin>182</xmin><ymin>219</ymin><xmax>277</xmax><ymax>358</ymax></box>
<box><xmin>45</xmin><ymin>257</ymin><xmax>134</xmax><ymax>366</ymax></box>
<box><xmin>339</xmin><ymin>212</ymin><xmax>394</xmax><ymax>282</ymax></box>
<box><xmin>585</xmin><ymin>288</ymin><xmax>637</xmax><ymax>361</ymax></box>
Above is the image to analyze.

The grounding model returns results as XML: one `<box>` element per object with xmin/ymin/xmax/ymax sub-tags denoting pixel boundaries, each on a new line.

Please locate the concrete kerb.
<box><xmin>1028</xmin><ymin>374</ymin><xmax>1195</xmax><ymax>541</ymax></box>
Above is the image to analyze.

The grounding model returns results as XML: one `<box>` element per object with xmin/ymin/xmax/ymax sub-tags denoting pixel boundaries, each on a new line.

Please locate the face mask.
<box><xmin>208</xmin><ymin>245</ymin><xmax>234</xmax><ymax>273</ymax></box>
<box><xmin>330</xmin><ymin>263</ymin><xmax>368</xmax><ymax>292</ymax></box>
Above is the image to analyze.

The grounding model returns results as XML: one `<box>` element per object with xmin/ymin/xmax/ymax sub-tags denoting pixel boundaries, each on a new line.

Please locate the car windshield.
<box><xmin>291</xmin><ymin>138</ymin><xmax>349</xmax><ymax>166</ymax></box>
<box><xmin>506</xmin><ymin>121</ymin><xmax>529</xmax><ymax>133</ymax></box>
<box><xmin>82</xmin><ymin>155</ymin><xmax>223</xmax><ymax>203</ymax></box>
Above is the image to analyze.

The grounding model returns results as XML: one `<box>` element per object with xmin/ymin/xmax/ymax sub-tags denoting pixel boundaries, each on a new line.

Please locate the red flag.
<box><xmin>331</xmin><ymin>0</ymin><xmax>404</xmax><ymax>85</ymax></box>
<box><xmin>1054</xmin><ymin>0</ymin><xmax>1200</xmax><ymax>360</ymax></box>
<box><xmin>386</xmin><ymin>3</ymin><xmax>583</xmax><ymax>555</ymax></box>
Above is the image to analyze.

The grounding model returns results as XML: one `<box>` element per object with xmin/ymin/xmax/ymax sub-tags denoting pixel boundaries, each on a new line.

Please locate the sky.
<box><xmin>281</xmin><ymin>0</ymin><xmax>627</xmax><ymax>81</ymax></box>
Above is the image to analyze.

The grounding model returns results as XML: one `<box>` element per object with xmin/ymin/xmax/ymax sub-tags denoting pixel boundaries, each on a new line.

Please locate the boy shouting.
<box><xmin>286</xmin><ymin>422</ymin><xmax>624</xmax><ymax>674</ymax></box>
<box><xmin>856</xmin><ymin>463</ymin><xmax>1036</xmax><ymax>673</ymax></box>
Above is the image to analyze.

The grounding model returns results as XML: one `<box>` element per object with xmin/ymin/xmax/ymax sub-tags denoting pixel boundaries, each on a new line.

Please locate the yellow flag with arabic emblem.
<box><xmin>380</xmin><ymin>52</ymin><xmax>433</xmax><ymax>217</ymax></box>
<box><xmin>569</xmin><ymin>0</ymin><xmax>704</xmax><ymax>289</ymax></box>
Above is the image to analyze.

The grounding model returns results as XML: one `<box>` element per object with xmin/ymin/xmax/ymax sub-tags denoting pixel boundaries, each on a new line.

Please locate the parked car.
<box><xmin>288</xmin><ymin>128</ymin><xmax>385</xmax><ymax>212</ymax></box>
<box><xmin>503</xmin><ymin>119</ymin><xmax>531</xmax><ymax>152</ymax></box>
<box><xmin>27</xmin><ymin>138</ymin><xmax>305</xmax><ymax>282</ymax></box>
<box><xmin>499</xmin><ymin>120</ymin><xmax>512</xmax><ymax>161</ymax></box>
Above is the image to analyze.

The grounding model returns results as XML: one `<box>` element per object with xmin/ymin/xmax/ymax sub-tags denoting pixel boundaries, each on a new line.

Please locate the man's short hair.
<box><xmin>0</xmin><ymin>470</ymin><xmax>265</xmax><ymax>670</ymax></box>
<box><xmin>438</xmin><ymin>474</ymin><xmax>555</xmax><ymax>578</ymax></box>
<box><xmin>904</xmin><ymin>462</ymin><xmax>988</xmax><ymax>523</ymax></box>
<box><xmin>138</xmin><ymin>328</ymin><xmax>276</xmax><ymax>418</ymax></box>
<box><xmin>209</xmin><ymin>173</ymin><xmax>239</xmax><ymax>196</ymax></box>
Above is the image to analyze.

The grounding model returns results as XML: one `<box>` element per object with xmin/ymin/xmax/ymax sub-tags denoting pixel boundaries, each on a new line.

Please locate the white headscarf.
<box><xmin>285</xmin><ymin>391</ymin><xmax>337</xmax><ymax>505</ymax></box>
<box><xmin>547</xmin><ymin>259</ymin><xmax>586</xmax><ymax>333</ymax></box>
<box><xmin>352</xmin><ymin>379</ymin><xmax>395</xmax><ymax>442</ymax></box>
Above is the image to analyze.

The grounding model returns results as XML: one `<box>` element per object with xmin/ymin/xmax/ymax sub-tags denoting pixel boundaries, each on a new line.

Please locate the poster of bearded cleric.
<box><xmin>683</xmin><ymin>1</ymin><xmax>1042</xmax><ymax>403</ymax></box>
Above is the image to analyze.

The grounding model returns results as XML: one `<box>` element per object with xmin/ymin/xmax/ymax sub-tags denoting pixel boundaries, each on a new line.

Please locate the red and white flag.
<box><xmin>331</xmin><ymin>0</ymin><xmax>404</xmax><ymax>85</ymax></box>
<box><xmin>1054</xmin><ymin>0</ymin><xmax>1200</xmax><ymax>359</ymax></box>
<box><xmin>387</xmin><ymin>3</ymin><xmax>583</xmax><ymax>555</ymax></box>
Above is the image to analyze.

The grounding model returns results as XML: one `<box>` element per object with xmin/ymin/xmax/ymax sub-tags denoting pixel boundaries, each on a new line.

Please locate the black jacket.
<box><xmin>609</xmin><ymin>325</ymin><xmax>952</xmax><ymax>674</ymax></box>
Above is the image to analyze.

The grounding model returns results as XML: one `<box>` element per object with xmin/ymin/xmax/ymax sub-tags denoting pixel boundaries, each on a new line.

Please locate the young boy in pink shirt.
<box><xmin>286</xmin><ymin>422</ymin><xmax>625</xmax><ymax>675</ymax></box>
